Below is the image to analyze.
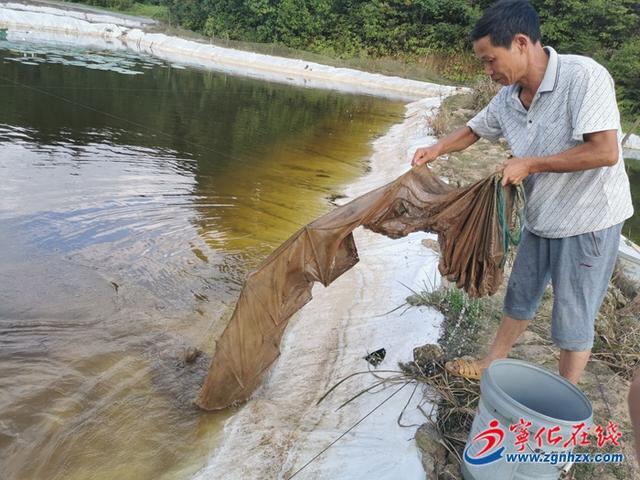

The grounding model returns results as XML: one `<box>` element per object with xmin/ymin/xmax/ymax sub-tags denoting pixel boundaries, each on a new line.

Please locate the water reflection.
<box><xmin>0</xmin><ymin>38</ymin><xmax>405</xmax><ymax>479</ymax></box>
<box><xmin>3</xmin><ymin>40</ymin><xmax>166</xmax><ymax>74</ymax></box>
<box><xmin>625</xmin><ymin>158</ymin><xmax>640</xmax><ymax>243</ymax></box>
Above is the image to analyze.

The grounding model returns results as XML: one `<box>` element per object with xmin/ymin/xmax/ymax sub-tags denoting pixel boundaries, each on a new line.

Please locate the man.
<box><xmin>411</xmin><ymin>0</ymin><xmax>633</xmax><ymax>384</ymax></box>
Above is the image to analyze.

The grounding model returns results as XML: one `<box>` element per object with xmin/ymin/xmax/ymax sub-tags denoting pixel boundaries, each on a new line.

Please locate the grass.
<box><xmin>69</xmin><ymin>1</ymin><xmax>476</xmax><ymax>85</ymax></box>
<box><xmin>68</xmin><ymin>2</ymin><xmax>638</xmax><ymax>120</ymax></box>
<box><xmin>424</xmin><ymin>286</ymin><xmax>484</xmax><ymax>357</ymax></box>
<box><xmin>622</xmin><ymin>115</ymin><xmax>640</xmax><ymax>153</ymax></box>
<box><xmin>400</xmin><ymin>356</ymin><xmax>481</xmax><ymax>466</ymax></box>
<box><xmin>187</xmin><ymin>36</ymin><xmax>455</xmax><ymax>85</ymax></box>
<box><xmin>68</xmin><ymin>1</ymin><xmax>638</xmax><ymax>118</ymax></box>
<box><xmin>120</xmin><ymin>3</ymin><xmax>169</xmax><ymax>21</ymax></box>
<box><xmin>76</xmin><ymin>2</ymin><xmax>170</xmax><ymax>22</ymax></box>
<box><xmin>404</xmin><ymin>260</ymin><xmax>640</xmax><ymax>478</ymax></box>
<box><xmin>469</xmin><ymin>75</ymin><xmax>500</xmax><ymax>113</ymax></box>
<box><xmin>427</xmin><ymin>76</ymin><xmax>500</xmax><ymax>138</ymax></box>
<box><xmin>591</xmin><ymin>269</ymin><xmax>640</xmax><ymax>381</ymax></box>
<box><xmin>427</xmin><ymin>97</ymin><xmax>452</xmax><ymax>137</ymax></box>
<box><xmin>622</xmin><ymin>116</ymin><xmax>640</xmax><ymax>137</ymax></box>
<box><xmin>401</xmin><ymin>284</ymin><xmax>489</xmax><ymax>469</ymax></box>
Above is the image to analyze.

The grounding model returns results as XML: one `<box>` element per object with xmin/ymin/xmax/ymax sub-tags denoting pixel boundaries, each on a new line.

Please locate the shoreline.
<box><xmin>2</xmin><ymin>1</ymin><xmax>639</xmax><ymax>148</ymax></box>
<box><xmin>0</xmin><ymin>1</ymin><xmax>460</xmax><ymax>101</ymax></box>
<box><xmin>193</xmin><ymin>97</ymin><xmax>447</xmax><ymax>480</ymax></box>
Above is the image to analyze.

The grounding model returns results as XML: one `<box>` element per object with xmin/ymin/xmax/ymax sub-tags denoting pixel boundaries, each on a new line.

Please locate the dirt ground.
<box><xmin>413</xmin><ymin>92</ymin><xmax>640</xmax><ymax>480</ymax></box>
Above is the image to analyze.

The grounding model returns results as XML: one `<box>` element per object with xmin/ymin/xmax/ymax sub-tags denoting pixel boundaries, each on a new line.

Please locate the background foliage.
<box><xmin>71</xmin><ymin>0</ymin><xmax>639</xmax><ymax>116</ymax></box>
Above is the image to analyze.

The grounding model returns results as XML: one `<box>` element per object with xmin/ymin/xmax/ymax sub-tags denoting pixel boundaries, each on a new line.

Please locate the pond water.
<box><xmin>0</xmin><ymin>37</ymin><xmax>405</xmax><ymax>479</ymax></box>
<box><xmin>625</xmin><ymin>158</ymin><xmax>640</xmax><ymax>244</ymax></box>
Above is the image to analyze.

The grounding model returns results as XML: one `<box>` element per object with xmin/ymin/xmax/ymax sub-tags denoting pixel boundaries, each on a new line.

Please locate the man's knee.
<box><xmin>552</xmin><ymin>337</ymin><xmax>594</xmax><ymax>351</ymax></box>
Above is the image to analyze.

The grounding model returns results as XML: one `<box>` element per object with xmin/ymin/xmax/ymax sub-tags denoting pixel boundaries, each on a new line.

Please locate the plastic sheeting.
<box><xmin>195</xmin><ymin>167</ymin><xmax>516</xmax><ymax>411</ymax></box>
<box><xmin>0</xmin><ymin>3</ymin><xmax>459</xmax><ymax>101</ymax></box>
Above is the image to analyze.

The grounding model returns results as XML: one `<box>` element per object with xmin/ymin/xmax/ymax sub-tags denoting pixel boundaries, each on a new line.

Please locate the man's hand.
<box><xmin>410</xmin><ymin>127</ymin><xmax>480</xmax><ymax>167</ymax></box>
<box><xmin>411</xmin><ymin>144</ymin><xmax>442</xmax><ymax>167</ymax></box>
<box><xmin>500</xmin><ymin>156</ymin><xmax>532</xmax><ymax>186</ymax></box>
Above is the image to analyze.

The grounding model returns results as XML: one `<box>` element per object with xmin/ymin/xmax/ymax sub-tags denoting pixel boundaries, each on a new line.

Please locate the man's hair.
<box><xmin>470</xmin><ymin>0</ymin><xmax>541</xmax><ymax>48</ymax></box>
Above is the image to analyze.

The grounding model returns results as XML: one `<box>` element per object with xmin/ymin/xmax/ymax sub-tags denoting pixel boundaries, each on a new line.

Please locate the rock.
<box><xmin>439</xmin><ymin>463</ymin><xmax>462</xmax><ymax>480</ymax></box>
<box><xmin>184</xmin><ymin>346</ymin><xmax>202</xmax><ymax>364</ymax></box>
<box><xmin>327</xmin><ymin>193</ymin><xmax>348</xmax><ymax>206</ymax></box>
<box><xmin>414</xmin><ymin>423</ymin><xmax>448</xmax><ymax>478</ymax></box>
<box><xmin>515</xmin><ymin>330</ymin><xmax>545</xmax><ymax>345</ymax></box>
<box><xmin>412</xmin><ymin>344</ymin><xmax>444</xmax><ymax>376</ymax></box>
<box><xmin>414</xmin><ymin>344</ymin><xmax>443</xmax><ymax>363</ymax></box>
<box><xmin>613</xmin><ymin>262</ymin><xmax>640</xmax><ymax>299</ymax></box>
<box><xmin>511</xmin><ymin>343</ymin><xmax>556</xmax><ymax>367</ymax></box>
<box><xmin>579</xmin><ymin>364</ymin><xmax>631</xmax><ymax>422</ymax></box>
<box><xmin>407</xmin><ymin>293</ymin><xmax>429</xmax><ymax>306</ymax></box>
<box><xmin>620</xmin><ymin>294</ymin><xmax>640</xmax><ymax>317</ymax></box>
<box><xmin>594</xmin><ymin>474</ymin><xmax>620</xmax><ymax>480</ymax></box>
<box><xmin>612</xmin><ymin>288</ymin><xmax>629</xmax><ymax>308</ymax></box>
<box><xmin>421</xmin><ymin>238</ymin><xmax>440</xmax><ymax>254</ymax></box>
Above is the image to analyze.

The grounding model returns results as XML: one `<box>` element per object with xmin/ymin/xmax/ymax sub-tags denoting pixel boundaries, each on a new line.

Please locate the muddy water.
<box><xmin>0</xmin><ymin>37</ymin><xmax>405</xmax><ymax>479</ymax></box>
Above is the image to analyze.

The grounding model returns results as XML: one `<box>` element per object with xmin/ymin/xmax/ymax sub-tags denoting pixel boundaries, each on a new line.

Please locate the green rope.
<box><xmin>496</xmin><ymin>178</ymin><xmax>526</xmax><ymax>267</ymax></box>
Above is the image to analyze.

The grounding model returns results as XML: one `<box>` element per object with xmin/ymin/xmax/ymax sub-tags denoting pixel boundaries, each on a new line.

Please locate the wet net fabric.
<box><xmin>195</xmin><ymin>167</ymin><xmax>516</xmax><ymax>411</ymax></box>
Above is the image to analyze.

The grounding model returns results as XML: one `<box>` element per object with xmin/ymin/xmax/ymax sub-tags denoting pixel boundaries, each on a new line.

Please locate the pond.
<box><xmin>625</xmin><ymin>158</ymin><xmax>640</xmax><ymax>244</ymax></box>
<box><xmin>0</xmin><ymin>37</ymin><xmax>405</xmax><ymax>480</ymax></box>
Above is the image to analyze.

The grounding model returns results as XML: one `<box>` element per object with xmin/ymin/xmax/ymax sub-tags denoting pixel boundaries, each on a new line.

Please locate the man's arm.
<box><xmin>500</xmin><ymin>129</ymin><xmax>619</xmax><ymax>186</ymax></box>
<box><xmin>411</xmin><ymin>126</ymin><xmax>480</xmax><ymax>167</ymax></box>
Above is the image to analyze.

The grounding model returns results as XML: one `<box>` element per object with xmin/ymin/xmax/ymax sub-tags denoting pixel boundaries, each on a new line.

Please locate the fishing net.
<box><xmin>195</xmin><ymin>167</ymin><xmax>523</xmax><ymax>411</ymax></box>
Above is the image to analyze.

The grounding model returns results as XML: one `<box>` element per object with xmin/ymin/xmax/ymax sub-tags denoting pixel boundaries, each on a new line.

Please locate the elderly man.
<box><xmin>411</xmin><ymin>0</ymin><xmax>633</xmax><ymax>384</ymax></box>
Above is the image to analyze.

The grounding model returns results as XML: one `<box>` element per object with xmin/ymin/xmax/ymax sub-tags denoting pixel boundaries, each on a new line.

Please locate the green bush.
<box><xmin>532</xmin><ymin>0</ymin><xmax>638</xmax><ymax>55</ymax></box>
<box><xmin>608</xmin><ymin>39</ymin><xmax>640</xmax><ymax>116</ymax></box>
<box><xmin>158</xmin><ymin>0</ymin><xmax>639</xmax><ymax>113</ymax></box>
<box><xmin>70</xmin><ymin>0</ymin><xmax>134</xmax><ymax>10</ymax></box>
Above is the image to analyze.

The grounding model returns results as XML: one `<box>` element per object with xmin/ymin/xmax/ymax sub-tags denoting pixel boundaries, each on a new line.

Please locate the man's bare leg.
<box><xmin>558</xmin><ymin>349</ymin><xmax>590</xmax><ymax>384</ymax></box>
<box><xmin>477</xmin><ymin>314</ymin><xmax>529</xmax><ymax>369</ymax></box>
<box><xmin>449</xmin><ymin>314</ymin><xmax>528</xmax><ymax>374</ymax></box>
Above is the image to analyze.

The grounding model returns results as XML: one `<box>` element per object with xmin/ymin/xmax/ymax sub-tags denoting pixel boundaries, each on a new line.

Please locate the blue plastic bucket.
<box><xmin>462</xmin><ymin>359</ymin><xmax>593</xmax><ymax>479</ymax></box>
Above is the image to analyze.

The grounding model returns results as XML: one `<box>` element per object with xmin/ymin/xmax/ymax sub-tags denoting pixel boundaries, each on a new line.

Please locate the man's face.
<box><xmin>473</xmin><ymin>35</ymin><xmax>527</xmax><ymax>86</ymax></box>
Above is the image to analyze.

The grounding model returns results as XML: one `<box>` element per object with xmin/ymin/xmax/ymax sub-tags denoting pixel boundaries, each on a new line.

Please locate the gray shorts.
<box><xmin>504</xmin><ymin>222</ymin><xmax>623</xmax><ymax>351</ymax></box>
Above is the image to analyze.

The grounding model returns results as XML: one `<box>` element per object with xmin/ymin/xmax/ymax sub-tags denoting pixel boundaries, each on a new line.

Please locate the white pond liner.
<box><xmin>193</xmin><ymin>97</ymin><xmax>446</xmax><ymax>480</ymax></box>
<box><xmin>0</xmin><ymin>2</ymin><xmax>461</xmax><ymax>101</ymax></box>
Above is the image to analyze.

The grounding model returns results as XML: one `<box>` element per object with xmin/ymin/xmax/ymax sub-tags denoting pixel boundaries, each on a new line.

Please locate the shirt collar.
<box><xmin>538</xmin><ymin>46</ymin><xmax>559</xmax><ymax>93</ymax></box>
<box><xmin>508</xmin><ymin>45</ymin><xmax>559</xmax><ymax>105</ymax></box>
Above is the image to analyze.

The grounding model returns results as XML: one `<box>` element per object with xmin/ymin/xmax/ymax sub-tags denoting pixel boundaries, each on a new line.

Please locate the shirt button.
<box><xmin>528</xmin><ymin>120</ymin><xmax>533</xmax><ymax>123</ymax></box>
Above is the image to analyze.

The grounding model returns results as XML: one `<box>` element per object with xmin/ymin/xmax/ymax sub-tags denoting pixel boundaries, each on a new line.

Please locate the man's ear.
<box><xmin>513</xmin><ymin>34</ymin><xmax>529</xmax><ymax>52</ymax></box>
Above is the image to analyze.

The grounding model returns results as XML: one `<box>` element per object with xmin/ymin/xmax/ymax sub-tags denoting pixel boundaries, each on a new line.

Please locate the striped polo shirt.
<box><xmin>467</xmin><ymin>46</ymin><xmax>633</xmax><ymax>238</ymax></box>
